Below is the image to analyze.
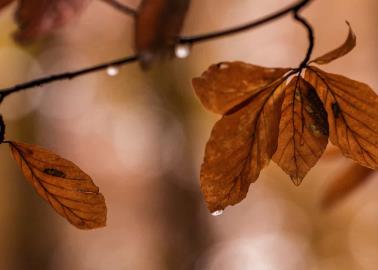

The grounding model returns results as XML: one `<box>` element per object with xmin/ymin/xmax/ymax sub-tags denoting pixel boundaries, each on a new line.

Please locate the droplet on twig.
<box><xmin>175</xmin><ymin>44</ymin><xmax>191</xmax><ymax>59</ymax></box>
<box><xmin>107</xmin><ymin>66</ymin><xmax>119</xmax><ymax>77</ymax></box>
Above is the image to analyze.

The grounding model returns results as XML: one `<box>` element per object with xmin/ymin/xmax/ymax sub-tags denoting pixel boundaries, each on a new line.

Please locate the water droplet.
<box><xmin>107</xmin><ymin>66</ymin><xmax>119</xmax><ymax>77</ymax></box>
<box><xmin>218</xmin><ymin>63</ymin><xmax>229</xmax><ymax>70</ymax></box>
<box><xmin>211</xmin><ymin>210</ymin><xmax>224</xmax><ymax>216</ymax></box>
<box><xmin>175</xmin><ymin>44</ymin><xmax>191</xmax><ymax>59</ymax></box>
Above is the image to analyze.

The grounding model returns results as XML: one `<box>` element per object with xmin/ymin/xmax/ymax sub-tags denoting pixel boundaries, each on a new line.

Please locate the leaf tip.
<box><xmin>310</xmin><ymin>20</ymin><xmax>356</xmax><ymax>65</ymax></box>
<box><xmin>291</xmin><ymin>176</ymin><xmax>304</xmax><ymax>186</ymax></box>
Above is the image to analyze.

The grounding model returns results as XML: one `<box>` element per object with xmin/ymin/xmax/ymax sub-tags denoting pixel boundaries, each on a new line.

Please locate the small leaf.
<box><xmin>273</xmin><ymin>76</ymin><xmax>329</xmax><ymax>185</ymax></box>
<box><xmin>192</xmin><ymin>61</ymin><xmax>290</xmax><ymax>114</ymax></box>
<box><xmin>200</xmin><ymin>79</ymin><xmax>286</xmax><ymax>212</ymax></box>
<box><xmin>311</xmin><ymin>22</ymin><xmax>356</xmax><ymax>65</ymax></box>
<box><xmin>9</xmin><ymin>141</ymin><xmax>107</xmax><ymax>229</ymax></box>
<box><xmin>322</xmin><ymin>162</ymin><xmax>374</xmax><ymax>208</ymax></box>
<box><xmin>305</xmin><ymin>66</ymin><xmax>378</xmax><ymax>169</ymax></box>
<box><xmin>13</xmin><ymin>0</ymin><xmax>89</xmax><ymax>43</ymax></box>
<box><xmin>135</xmin><ymin>0</ymin><xmax>190</xmax><ymax>67</ymax></box>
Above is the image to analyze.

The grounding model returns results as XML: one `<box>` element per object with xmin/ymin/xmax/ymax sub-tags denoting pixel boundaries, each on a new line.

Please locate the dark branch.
<box><xmin>179</xmin><ymin>0</ymin><xmax>312</xmax><ymax>44</ymax></box>
<box><xmin>99</xmin><ymin>0</ymin><xmax>137</xmax><ymax>16</ymax></box>
<box><xmin>0</xmin><ymin>55</ymin><xmax>139</xmax><ymax>103</ymax></box>
<box><xmin>292</xmin><ymin>2</ymin><xmax>314</xmax><ymax>69</ymax></box>
<box><xmin>0</xmin><ymin>0</ymin><xmax>314</xmax><ymax>102</ymax></box>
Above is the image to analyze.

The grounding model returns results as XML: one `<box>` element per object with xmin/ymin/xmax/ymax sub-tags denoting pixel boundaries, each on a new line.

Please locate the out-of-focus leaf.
<box><xmin>200</xmin><ymin>79</ymin><xmax>286</xmax><ymax>212</ymax></box>
<box><xmin>0</xmin><ymin>0</ymin><xmax>13</xmax><ymax>9</ymax></box>
<box><xmin>305</xmin><ymin>66</ymin><xmax>378</xmax><ymax>169</ymax></box>
<box><xmin>192</xmin><ymin>61</ymin><xmax>290</xmax><ymax>114</ymax></box>
<box><xmin>11</xmin><ymin>0</ymin><xmax>89</xmax><ymax>43</ymax></box>
<box><xmin>311</xmin><ymin>22</ymin><xmax>356</xmax><ymax>65</ymax></box>
<box><xmin>9</xmin><ymin>141</ymin><xmax>107</xmax><ymax>229</ymax></box>
<box><xmin>322</xmin><ymin>162</ymin><xmax>374</xmax><ymax>208</ymax></box>
<box><xmin>273</xmin><ymin>77</ymin><xmax>329</xmax><ymax>185</ymax></box>
<box><xmin>135</xmin><ymin>0</ymin><xmax>190</xmax><ymax>67</ymax></box>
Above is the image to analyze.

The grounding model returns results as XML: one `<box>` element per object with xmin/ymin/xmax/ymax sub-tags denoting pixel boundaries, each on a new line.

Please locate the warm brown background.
<box><xmin>0</xmin><ymin>0</ymin><xmax>377</xmax><ymax>269</ymax></box>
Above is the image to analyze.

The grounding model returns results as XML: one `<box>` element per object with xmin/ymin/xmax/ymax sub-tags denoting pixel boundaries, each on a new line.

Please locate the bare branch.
<box><xmin>179</xmin><ymin>0</ymin><xmax>312</xmax><ymax>44</ymax></box>
<box><xmin>0</xmin><ymin>0</ymin><xmax>314</xmax><ymax>102</ymax></box>
<box><xmin>0</xmin><ymin>55</ymin><xmax>139</xmax><ymax>103</ymax></box>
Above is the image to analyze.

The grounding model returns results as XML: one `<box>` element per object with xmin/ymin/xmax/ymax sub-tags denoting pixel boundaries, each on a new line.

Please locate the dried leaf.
<box><xmin>273</xmin><ymin>77</ymin><xmax>329</xmax><ymax>185</ymax></box>
<box><xmin>0</xmin><ymin>0</ymin><xmax>13</xmax><ymax>9</ymax></box>
<box><xmin>200</xmin><ymin>79</ymin><xmax>286</xmax><ymax>212</ymax></box>
<box><xmin>311</xmin><ymin>22</ymin><xmax>356</xmax><ymax>65</ymax></box>
<box><xmin>192</xmin><ymin>61</ymin><xmax>290</xmax><ymax>114</ymax></box>
<box><xmin>9</xmin><ymin>141</ymin><xmax>107</xmax><ymax>229</ymax></box>
<box><xmin>322</xmin><ymin>162</ymin><xmax>374</xmax><ymax>208</ymax></box>
<box><xmin>13</xmin><ymin>0</ymin><xmax>89</xmax><ymax>43</ymax></box>
<box><xmin>135</xmin><ymin>0</ymin><xmax>190</xmax><ymax>67</ymax></box>
<box><xmin>305</xmin><ymin>66</ymin><xmax>378</xmax><ymax>169</ymax></box>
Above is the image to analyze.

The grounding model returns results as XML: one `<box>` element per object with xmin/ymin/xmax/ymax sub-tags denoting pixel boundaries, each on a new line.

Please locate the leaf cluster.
<box><xmin>193</xmin><ymin>24</ymin><xmax>378</xmax><ymax>212</ymax></box>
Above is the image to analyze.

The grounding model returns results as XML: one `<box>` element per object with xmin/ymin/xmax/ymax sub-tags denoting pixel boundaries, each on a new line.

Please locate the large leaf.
<box><xmin>14</xmin><ymin>0</ymin><xmax>89</xmax><ymax>43</ymax></box>
<box><xmin>135</xmin><ymin>0</ymin><xmax>190</xmax><ymax>67</ymax></box>
<box><xmin>311</xmin><ymin>22</ymin><xmax>356</xmax><ymax>65</ymax></box>
<box><xmin>305</xmin><ymin>66</ymin><xmax>378</xmax><ymax>169</ymax></box>
<box><xmin>200</xmin><ymin>79</ymin><xmax>286</xmax><ymax>212</ymax></box>
<box><xmin>322</xmin><ymin>162</ymin><xmax>374</xmax><ymax>208</ymax></box>
<box><xmin>9</xmin><ymin>141</ymin><xmax>107</xmax><ymax>229</ymax></box>
<box><xmin>192</xmin><ymin>61</ymin><xmax>290</xmax><ymax>114</ymax></box>
<box><xmin>273</xmin><ymin>76</ymin><xmax>329</xmax><ymax>185</ymax></box>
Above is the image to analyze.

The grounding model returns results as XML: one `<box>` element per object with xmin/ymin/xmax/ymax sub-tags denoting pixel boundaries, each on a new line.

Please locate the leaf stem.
<box><xmin>292</xmin><ymin>2</ymin><xmax>314</xmax><ymax>69</ymax></box>
<box><xmin>99</xmin><ymin>0</ymin><xmax>137</xmax><ymax>16</ymax></box>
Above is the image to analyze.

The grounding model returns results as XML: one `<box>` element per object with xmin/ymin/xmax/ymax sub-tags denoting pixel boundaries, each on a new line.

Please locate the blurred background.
<box><xmin>0</xmin><ymin>0</ymin><xmax>377</xmax><ymax>269</ymax></box>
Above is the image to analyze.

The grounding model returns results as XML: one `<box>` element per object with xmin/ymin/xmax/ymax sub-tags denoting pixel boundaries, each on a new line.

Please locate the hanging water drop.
<box><xmin>175</xmin><ymin>44</ymin><xmax>191</xmax><ymax>59</ymax></box>
<box><xmin>211</xmin><ymin>210</ymin><xmax>224</xmax><ymax>216</ymax></box>
<box><xmin>107</xmin><ymin>66</ymin><xmax>119</xmax><ymax>77</ymax></box>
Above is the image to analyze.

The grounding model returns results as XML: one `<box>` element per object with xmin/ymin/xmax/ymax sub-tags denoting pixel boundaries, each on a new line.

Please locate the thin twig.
<box><xmin>292</xmin><ymin>2</ymin><xmax>314</xmax><ymax>69</ymax></box>
<box><xmin>179</xmin><ymin>0</ymin><xmax>312</xmax><ymax>44</ymax></box>
<box><xmin>0</xmin><ymin>55</ymin><xmax>139</xmax><ymax>103</ymax></box>
<box><xmin>0</xmin><ymin>0</ymin><xmax>314</xmax><ymax>102</ymax></box>
<box><xmin>99</xmin><ymin>0</ymin><xmax>137</xmax><ymax>16</ymax></box>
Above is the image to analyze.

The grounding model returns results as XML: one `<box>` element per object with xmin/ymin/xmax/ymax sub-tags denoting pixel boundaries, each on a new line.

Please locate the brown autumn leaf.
<box><xmin>192</xmin><ymin>20</ymin><xmax>378</xmax><ymax>212</ymax></box>
<box><xmin>197</xmin><ymin>78</ymin><xmax>286</xmax><ymax>212</ymax></box>
<box><xmin>192</xmin><ymin>61</ymin><xmax>290</xmax><ymax>114</ymax></box>
<box><xmin>9</xmin><ymin>141</ymin><xmax>107</xmax><ymax>229</ymax></box>
<box><xmin>305</xmin><ymin>66</ymin><xmax>378</xmax><ymax>170</ymax></box>
<box><xmin>0</xmin><ymin>0</ymin><xmax>90</xmax><ymax>43</ymax></box>
<box><xmin>310</xmin><ymin>22</ymin><xmax>356</xmax><ymax>65</ymax></box>
<box><xmin>135</xmin><ymin>0</ymin><xmax>190</xmax><ymax>67</ymax></box>
<box><xmin>272</xmin><ymin>76</ymin><xmax>329</xmax><ymax>185</ymax></box>
<box><xmin>0</xmin><ymin>0</ymin><xmax>13</xmax><ymax>9</ymax></box>
<box><xmin>322</xmin><ymin>162</ymin><xmax>374</xmax><ymax>208</ymax></box>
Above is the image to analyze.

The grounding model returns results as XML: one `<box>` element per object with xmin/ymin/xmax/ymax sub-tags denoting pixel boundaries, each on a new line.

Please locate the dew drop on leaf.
<box><xmin>175</xmin><ymin>44</ymin><xmax>191</xmax><ymax>59</ymax></box>
<box><xmin>106</xmin><ymin>66</ymin><xmax>119</xmax><ymax>77</ymax></box>
<box><xmin>211</xmin><ymin>210</ymin><xmax>224</xmax><ymax>216</ymax></box>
